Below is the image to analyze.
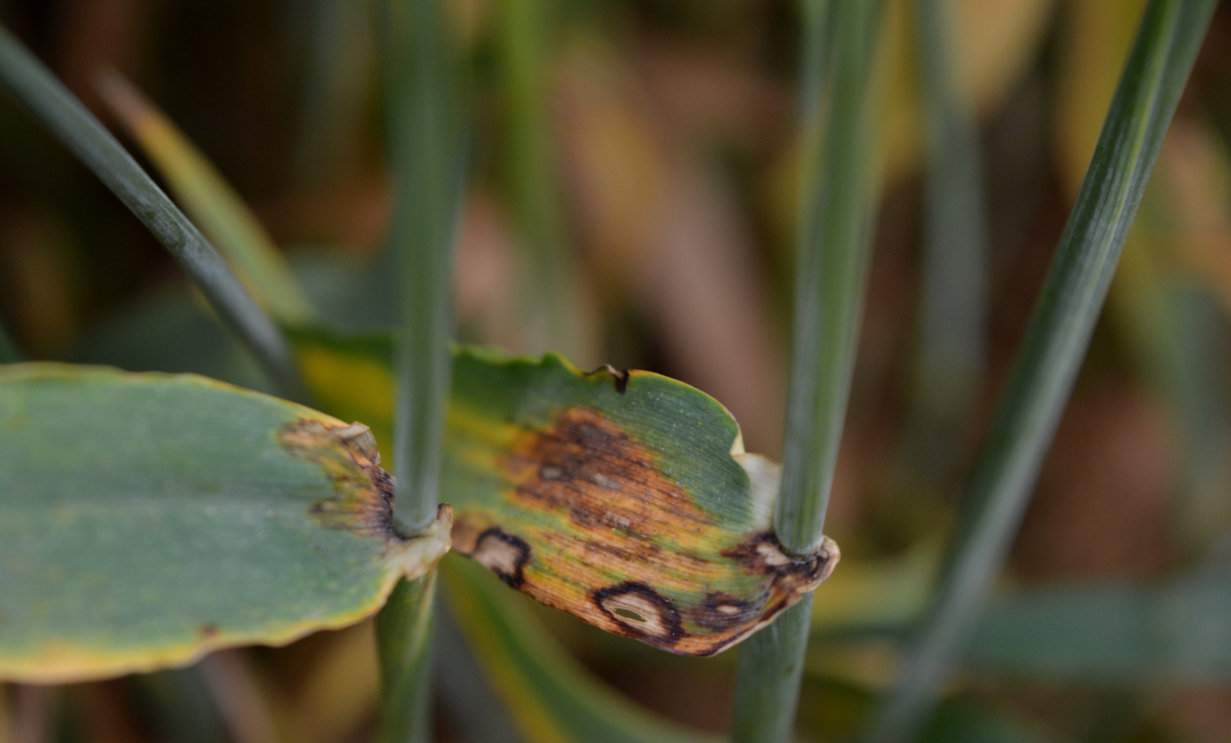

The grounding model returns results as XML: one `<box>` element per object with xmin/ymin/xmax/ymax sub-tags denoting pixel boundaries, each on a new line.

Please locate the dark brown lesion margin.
<box><xmin>278</xmin><ymin>418</ymin><xmax>400</xmax><ymax>540</ymax></box>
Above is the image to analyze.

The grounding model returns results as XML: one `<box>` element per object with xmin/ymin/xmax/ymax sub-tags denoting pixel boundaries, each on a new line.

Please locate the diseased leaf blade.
<box><xmin>0</xmin><ymin>364</ymin><xmax>450</xmax><ymax>683</ymax></box>
<box><xmin>289</xmin><ymin>326</ymin><xmax>840</xmax><ymax>656</ymax></box>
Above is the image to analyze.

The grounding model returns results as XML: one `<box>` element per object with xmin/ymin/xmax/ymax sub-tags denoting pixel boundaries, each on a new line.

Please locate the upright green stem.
<box><xmin>96</xmin><ymin>73</ymin><xmax>314</xmax><ymax>324</ymax></box>
<box><xmin>731</xmin><ymin>3</ymin><xmax>882</xmax><ymax>741</ymax></box>
<box><xmin>913</xmin><ymin>0</ymin><xmax>986</xmax><ymax>431</ymax></box>
<box><xmin>774</xmin><ymin>0</ymin><xmax>882</xmax><ymax>555</ymax></box>
<box><xmin>377</xmin><ymin>574</ymin><xmax>439</xmax><ymax>743</ymax></box>
<box><xmin>376</xmin><ymin>0</ymin><xmax>459</xmax><ymax>740</ymax></box>
<box><xmin>0</xmin><ymin>26</ymin><xmax>301</xmax><ymax>396</ymax></box>
<box><xmin>386</xmin><ymin>0</ymin><xmax>458</xmax><ymax>535</ymax></box>
<box><xmin>864</xmin><ymin>1</ymin><xmax>1216</xmax><ymax>739</ymax></box>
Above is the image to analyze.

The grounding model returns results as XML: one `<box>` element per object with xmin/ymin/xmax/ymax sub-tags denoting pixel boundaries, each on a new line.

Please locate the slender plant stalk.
<box><xmin>384</xmin><ymin>0</ymin><xmax>457</xmax><ymax>535</ymax></box>
<box><xmin>731</xmin><ymin>3</ymin><xmax>882</xmax><ymax>741</ymax></box>
<box><xmin>376</xmin><ymin>0</ymin><xmax>460</xmax><ymax>740</ymax></box>
<box><xmin>912</xmin><ymin>0</ymin><xmax>987</xmax><ymax>432</ymax></box>
<box><xmin>96</xmin><ymin>73</ymin><xmax>313</xmax><ymax>323</ymax></box>
<box><xmin>797</xmin><ymin>0</ymin><xmax>836</xmax><ymax>133</ymax></box>
<box><xmin>498</xmin><ymin>0</ymin><xmax>584</xmax><ymax>358</ymax></box>
<box><xmin>377</xmin><ymin>574</ymin><xmax>439</xmax><ymax>743</ymax></box>
<box><xmin>864</xmin><ymin>1</ymin><xmax>1217</xmax><ymax>739</ymax></box>
<box><xmin>775</xmin><ymin>0</ymin><xmax>882</xmax><ymax>556</ymax></box>
<box><xmin>0</xmin><ymin>25</ymin><xmax>301</xmax><ymax>396</ymax></box>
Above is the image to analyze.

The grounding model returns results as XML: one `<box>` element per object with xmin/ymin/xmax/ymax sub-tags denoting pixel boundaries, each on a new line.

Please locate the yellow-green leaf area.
<box><xmin>0</xmin><ymin>364</ymin><xmax>449</xmax><ymax>683</ymax></box>
<box><xmin>290</xmin><ymin>327</ymin><xmax>839</xmax><ymax>656</ymax></box>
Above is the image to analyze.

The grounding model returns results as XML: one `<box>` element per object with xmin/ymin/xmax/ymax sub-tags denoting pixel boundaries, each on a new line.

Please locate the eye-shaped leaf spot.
<box><xmin>593</xmin><ymin>582</ymin><xmax>684</xmax><ymax>645</ymax></box>
<box><xmin>693</xmin><ymin>593</ymin><xmax>760</xmax><ymax>631</ymax></box>
<box><xmin>471</xmin><ymin>527</ymin><xmax>531</xmax><ymax>588</ymax></box>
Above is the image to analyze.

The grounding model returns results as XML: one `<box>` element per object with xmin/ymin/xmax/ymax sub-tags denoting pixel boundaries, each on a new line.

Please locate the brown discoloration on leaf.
<box><xmin>447</xmin><ymin>405</ymin><xmax>843</xmax><ymax>656</ymax></box>
<box><xmin>280</xmin><ymin>418</ymin><xmax>454</xmax><ymax>579</ymax></box>
<box><xmin>198</xmin><ymin>623</ymin><xmax>220</xmax><ymax>639</ymax></box>
<box><xmin>279</xmin><ymin>419</ymin><xmax>397</xmax><ymax>539</ymax></box>
<box><xmin>592</xmin><ymin>582</ymin><xmax>683</xmax><ymax>643</ymax></box>
<box><xmin>722</xmin><ymin>531</ymin><xmax>841</xmax><ymax>595</ymax></box>
<box><xmin>503</xmin><ymin>407</ymin><xmax>714</xmax><ymax>538</ymax></box>
<box><xmin>471</xmin><ymin>527</ymin><xmax>531</xmax><ymax>588</ymax></box>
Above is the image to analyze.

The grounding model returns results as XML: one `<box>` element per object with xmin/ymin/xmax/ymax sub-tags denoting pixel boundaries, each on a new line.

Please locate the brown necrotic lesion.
<box><xmin>470</xmin><ymin>527</ymin><xmax>531</xmax><ymax>587</ymax></box>
<box><xmin>450</xmin><ymin>404</ymin><xmax>842</xmax><ymax>656</ymax></box>
<box><xmin>503</xmin><ymin>407</ymin><xmax>715</xmax><ymax>540</ymax></box>
<box><xmin>592</xmin><ymin>582</ymin><xmax>683</xmax><ymax>644</ymax></box>
<box><xmin>278</xmin><ymin>419</ymin><xmax>397</xmax><ymax>539</ymax></box>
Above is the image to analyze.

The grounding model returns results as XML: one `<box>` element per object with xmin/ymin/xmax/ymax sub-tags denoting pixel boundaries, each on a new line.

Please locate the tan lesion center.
<box><xmin>473</xmin><ymin>535</ymin><xmax>522</xmax><ymax>577</ymax></box>
<box><xmin>599</xmin><ymin>592</ymin><xmax>673</xmax><ymax>639</ymax></box>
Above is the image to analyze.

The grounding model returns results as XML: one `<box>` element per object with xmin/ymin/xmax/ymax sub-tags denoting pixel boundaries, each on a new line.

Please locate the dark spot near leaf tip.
<box><xmin>592</xmin><ymin>582</ymin><xmax>683</xmax><ymax>645</ymax></box>
<box><xmin>199</xmin><ymin>623</ymin><xmax>220</xmax><ymax>639</ymax></box>
<box><xmin>694</xmin><ymin>592</ymin><xmax>758</xmax><ymax>630</ymax></box>
<box><xmin>279</xmin><ymin>419</ymin><xmax>400</xmax><ymax>541</ymax></box>
<box><xmin>585</xmin><ymin>364</ymin><xmax>630</xmax><ymax>394</ymax></box>
<box><xmin>721</xmin><ymin>531</ymin><xmax>838</xmax><ymax>587</ymax></box>
<box><xmin>472</xmin><ymin>527</ymin><xmax>531</xmax><ymax>588</ymax></box>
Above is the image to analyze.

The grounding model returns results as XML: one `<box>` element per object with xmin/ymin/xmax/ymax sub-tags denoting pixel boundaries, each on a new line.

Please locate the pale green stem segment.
<box><xmin>377</xmin><ymin>574</ymin><xmax>438</xmax><ymax>743</ymax></box>
<box><xmin>95</xmin><ymin>73</ymin><xmax>314</xmax><ymax>323</ymax></box>
<box><xmin>775</xmin><ymin>0</ymin><xmax>882</xmax><ymax>555</ymax></box>
<box><xmin>864</xmin><ymin>1</ymin><xmax>1217</xmax><ymax>739</ymax></box>
<box><xmin>913</xmin><ymin>0</ymin><xmax>987</xmax><ymax>433</ymax></box>
<box><xmin>499</xmin><ymin>0</ymin><xmax>583</xmax><ymax>358</ymax></box>
<box><xmin>385</xmin><ymin>0</ymin><xmax>459</xmax><ymax>535</ymax></box>
<box><xmin>731</xmin><ymin>3</ymin><xmax>882</xmax><ymax>742</ymax></box>
<box><xmin>0</xmin><ymin>26</ymin><xmax>302</xmax><ymax>397</ymax></box>
<box><xmin>377</xmin><ymin>0</ymin><xmax>460</xmax><ymax>740</ymax></box>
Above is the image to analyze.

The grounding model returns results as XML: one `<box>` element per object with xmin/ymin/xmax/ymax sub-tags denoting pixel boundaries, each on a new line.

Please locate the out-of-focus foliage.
<box><xmin>1</xmin><ymin>0</ymin><xmax>1230</xmax><ymax>740</ymax></box>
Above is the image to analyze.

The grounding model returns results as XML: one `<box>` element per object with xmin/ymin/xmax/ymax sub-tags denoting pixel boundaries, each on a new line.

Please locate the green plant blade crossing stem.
<box><xmin>864</xmin><ymin>1</ymin><xmax>1217</xmax><ymax>739</ymax></box>
<box><xmin>0</xmin><ymin>26</ymin><xmax>302</xmax><ymax>396</ymax></box>
<box><xmin>95</xmin><ymin>73</ymin><xmax>314</xmax><ymax>323</ymax></box>
<box><xmin>731</xmin><ymin>2</ymin><xmax>883</xmax><ymax>741</ymax></box>
<box><xmin>376</xmin><ymin>0</ymin><xmax>461</xmax><ymax>740</ymax></box>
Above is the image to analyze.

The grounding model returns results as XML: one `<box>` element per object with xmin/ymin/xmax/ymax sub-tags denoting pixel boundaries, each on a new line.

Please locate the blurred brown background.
<box><xmin>2</xmin><ymin>1</ymin><xmax>1231</xmax><ymax>741</ymax></box>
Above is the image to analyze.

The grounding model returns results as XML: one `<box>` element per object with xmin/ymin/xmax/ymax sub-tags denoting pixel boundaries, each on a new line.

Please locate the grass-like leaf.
<box><xmin>730</xmin><ymin>2</ymin><xmax>883</xmax><ymax>740</ymax></box>
<box><xmin>863</xmin><ymin>1</ymin><xmax>1218</xmax><ymax>738</ymax></box>
<box><xmin>0</xmin><ymin>364</ymin><xmax>450</xmax><ymax>683</ymax></box>
<box><xmin>0</xmin><ymin>26</ymin><xmax>301</xmax><ymax>395</ymax></box>
<box><xmin>96</xmin><ymin>73</ymin><xmax>313</xmax><ymax>323</ymax></box>
<box><xmin>289</xmin><ymin>326</ymin><xmax>837</xmax><ymax>655</ymax></box>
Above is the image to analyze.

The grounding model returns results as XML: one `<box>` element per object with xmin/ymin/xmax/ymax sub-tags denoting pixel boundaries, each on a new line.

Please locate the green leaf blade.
<box><xmin>287</xmin><ymin>327</ymin><xmax>838</xmax><ymax>657</ymax></box>
<box><xmin>0</xmin><ymin>364</ymin><xmax>449</xmax><ymax>683</ymax></box>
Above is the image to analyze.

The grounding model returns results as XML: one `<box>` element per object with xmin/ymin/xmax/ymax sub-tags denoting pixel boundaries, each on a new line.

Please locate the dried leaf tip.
<box><xmin>279</xmin><ymin>418</ymin><xmax>452</xmax><ymax>579</ymax></box>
